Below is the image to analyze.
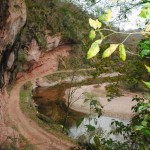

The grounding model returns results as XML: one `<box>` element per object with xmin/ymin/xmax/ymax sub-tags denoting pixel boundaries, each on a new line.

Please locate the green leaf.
<box><xmin>140</xmin><ymin>49</ymin><xmax>150</xmax><ymax>58</ymax></box>
<box><xmin>134</xmin><ymin>125</ymin><xmax>144</xmax><ymax>131</ymax></box>
<box><xmin>139</xmin><ymin>6</ymin><xmax>150</xmax><ymax>19</ymax></box>
<box><xmin>89</xmin><ymin>18</ymin><xmax>96</xmax><ymax>29</ymax></box>
<box><xmin>107</xmin><ymin>9</ymin><xmax>112</xmax><ymax>21</ymax></box>
<box><xmin>85</xmin><ymin>125</ymin><xmax>96</xmax><ymax>132</ymax></box>
<box><xmin>95</xmin><ymin>20</ymin><xmax>102</xmax><ymax>29</ymax></box>
<box><xmin>144</xmin><ymin>40</ymin><xmax>150</xmax><ymax>45</ymax></box>
<box><xmin>145</xmin><ymin>25</ymin><xmax>150</xmax><ymax>32</ymax></box>
<box><xmin>98</xmin><ymin>9</ymin><xmax>112</xmax><ymax>22</ymax></box>
<box><xmin>95</xmin><ymin>107</ymin><xmax>102</xmax><ymax>117</ymax></box>
<box><xmin>89</xmin><ymin>30</ymin><xmax>96</xmax><ymax>40</ymax></box>
<box><xmin>142</xmin><ymin>121</ymin><xmax>147</xmax><ymax>126</ymax></box>
<box><xmin>138</xmin><ymin>104</ymin><xmax>150</xmax><ymax>111</ymax></box>
<box><xmin>102</xmin><ymin>44</ymin><xmax>119</xmax><ymax>58</ymax></box>
<box><xmin>142</xmin><ymin>128</ymin><xmax>150</xmax><ymax>138</ymax></box>
<box><xmin>143</xmin><ymin>81</ymin><xmax>150</xmax><ymax>89</ymax></box>
<box><xmin>139</xmin><ymin>8</ymin><xmax>147</xmax><ymax>18</ymax></box>
<box><xmin>99</xmin><ymin>14</ymin><xmax>108</xmax><ymax>22</ymax></box>
<box><xmin>119</xmin><ymin>44</ymin><xmax>126</xmax><ymax>61</ymax></box>
<box><xmin>94</xmin><ymin>136</ymin><xmax>100</xmax><ymax>147</ymax></box>
<box><xmin>95</xmin><ymin>39</ymin><xmax>103</xmax><ymax>44</ymax></box>
<box><xmin>87</xmin><ymin>40</ymin><xmax>102</xmax><ymax>59</ymax></box>
<box><xmin>89</xmin><ymin>18</ymin><xmax>102</xmax><ymax>29</ymax></box>
<box><xmin>140</xmin><ymin>43</ymin><xmax>150</xmax><ymax>49</ymax></box>
<box><xmin>145</xmin><ymin>65</ymin><xmax>150</xmax><ymax>73</ymax></box>
<box><xmin>76</xmin><ymin>117</ymin><xmax>84</xmax><ymax>128</ymax></box>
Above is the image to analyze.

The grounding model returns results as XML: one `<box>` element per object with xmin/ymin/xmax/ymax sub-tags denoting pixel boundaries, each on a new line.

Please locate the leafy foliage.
<box><xmin>89</xmin><ymin>18</ymin><xmax>102</xmax><ymax>29</ymax></box>
<box><xmin>143</xmin><ymin>81</ymin><xmax>150</xmax><ymax>89</ymax></box>
<box><xmin>131</xmin><ymin>97</ymin><xmax>150</xmax><ymax>139</ymax></box>
<box><xmin>89</xmin><ymin>29</ymin><xmax>96</xmax><ymax>40</ymax></box>
<box><xmin>84</xmin><ymin>92</ymin><xmax>103</xmax><ymax>117</ymax></box>
<box><xmin>139</xmin><ymin>38</ymin><xmax>150</xmax><ymax>58</ymax></box>
<box><xmin>145</xmin><ymin>64</ymin><xmax>150</xmax><ymax>73</ymax></box>
<box><xmin>98</xmin><ymin>9</ymin><xmax>112</xmax><ymax>22</ymax></box>
<box><xmin>85</xmin><ymin>124</ymin><xmax>96</xmax><ymax>132</ymax></box>
<box><xmin>87</xmin><ymin>39</ymin><xmax>102</xmax><ymax>59</ymax></box>
<box><xmin>102</xmin><ymin>44</ymin><xmax>119</xmax><ymax>58</ymax></box>
<box><xmin>119</xmin><ymin>44</ymin><xmax>126</xmax><ymax>61</ymax></box>
<box><xmin>78</xmin><ymin>96</ymin><xmax>150</xmax><ymax>150</ymax></box>
<box><xmin>79</xmin><ymin>3</ymin><xmax>150</xmax><ymax>149</ymax></box>
<box><xmin>139</xmin><ymin>2</ymin><xmax>150</xmax><ymax>20</ymax></box>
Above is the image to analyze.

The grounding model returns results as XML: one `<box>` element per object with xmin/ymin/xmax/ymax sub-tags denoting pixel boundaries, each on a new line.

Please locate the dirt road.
<box><xmin>7</xmin><ymin>46</ymin><xmax>75</xmax><ymax>150</ymax></box>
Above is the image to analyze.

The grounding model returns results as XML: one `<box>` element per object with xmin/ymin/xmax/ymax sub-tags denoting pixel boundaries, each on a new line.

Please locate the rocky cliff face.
<box><xmin>0</xmin><ymin>0</ymin><xmax>26</xmax><ymax>146</ymax></box>
<box><xmin>0</xmin><ymin>0</ymin><xmax>26</xmax><ymax>88</ymax></box>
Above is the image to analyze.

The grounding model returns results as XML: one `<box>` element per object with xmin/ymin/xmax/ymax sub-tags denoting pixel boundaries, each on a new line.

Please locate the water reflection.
<box><xmin>33</xmin><ymin>84</ymin><xmax>85</xmax><ymax>127</ymax></box>
<box><xmin>69</xmin><ymin>115</ymin><xmax>129</xmax><ymax>141</ymax></box>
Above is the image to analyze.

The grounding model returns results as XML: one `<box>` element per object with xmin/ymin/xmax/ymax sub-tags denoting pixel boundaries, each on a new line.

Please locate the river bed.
<box><xmin>32</xmin><ymin>76</ymin><xmax>139</xmax><ymax>140</ymax></box>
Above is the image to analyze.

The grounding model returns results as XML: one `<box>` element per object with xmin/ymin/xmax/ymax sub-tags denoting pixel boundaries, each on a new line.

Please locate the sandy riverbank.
<box><xmin>65</xmin><ymin>83</ymin><xmax>141</xmax><ymax>119</ymax></box>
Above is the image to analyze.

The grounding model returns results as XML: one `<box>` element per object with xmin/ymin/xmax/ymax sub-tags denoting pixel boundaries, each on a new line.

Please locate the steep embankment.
<box><xmin>7</xmin><ymin>46</ymin><xmax>75</xmax><ymax>150</ymax></box>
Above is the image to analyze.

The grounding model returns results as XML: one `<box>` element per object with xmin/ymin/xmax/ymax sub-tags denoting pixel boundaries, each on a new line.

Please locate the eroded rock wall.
<box><xmin>0</xmin><ymin>0</ymin><xmax>26</xmax><ymax>88</ymax></box>
<box><xmin>0</xmin><ymin>0</ymin><xmax>26</xmax><ymax>147</ymax></box>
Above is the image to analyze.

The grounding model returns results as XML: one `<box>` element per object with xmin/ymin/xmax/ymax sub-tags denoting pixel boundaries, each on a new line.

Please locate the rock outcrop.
<box><xmin>45</xmin><ymin>34</ymin><xmax>61</xmax><ymax>51</ymax></box>
<box><xmin>0</xmin><ymin>0</ymin><xmax>26</xmax><ymax>148</ymax></box>
<box><xmin>25</xmin><ymin>39</ymin><xmax>41</xmax><ymax>62</ymax></box>
<box><xmin>0</xmin><ymin>0</ymin><xmax>26</xmax><ymax>88</ymax></box>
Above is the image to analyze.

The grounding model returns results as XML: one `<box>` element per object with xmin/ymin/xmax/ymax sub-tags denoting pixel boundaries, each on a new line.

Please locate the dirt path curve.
<box><xmin>7</xmin><ymin>46</ymin><xmax>75</xmax><ymax>150</ymax></box>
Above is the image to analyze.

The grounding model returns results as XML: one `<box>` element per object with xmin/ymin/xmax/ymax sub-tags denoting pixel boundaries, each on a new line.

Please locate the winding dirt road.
<box><xmin>7</xmin><ymin>46</ymin><xmax>75</xmax><ymax>150</ymax></box>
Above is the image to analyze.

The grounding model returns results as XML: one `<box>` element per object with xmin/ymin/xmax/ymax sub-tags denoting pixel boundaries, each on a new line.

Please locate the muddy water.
<box><xmin>32</xmin><ymin>74</ymin><xmax>121</xmax><ymax>126</ymax></box>
<box><xmin>32</xmin><ymin>83</ymin><xmax>85</xmax><ymax>127</ymax></box>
